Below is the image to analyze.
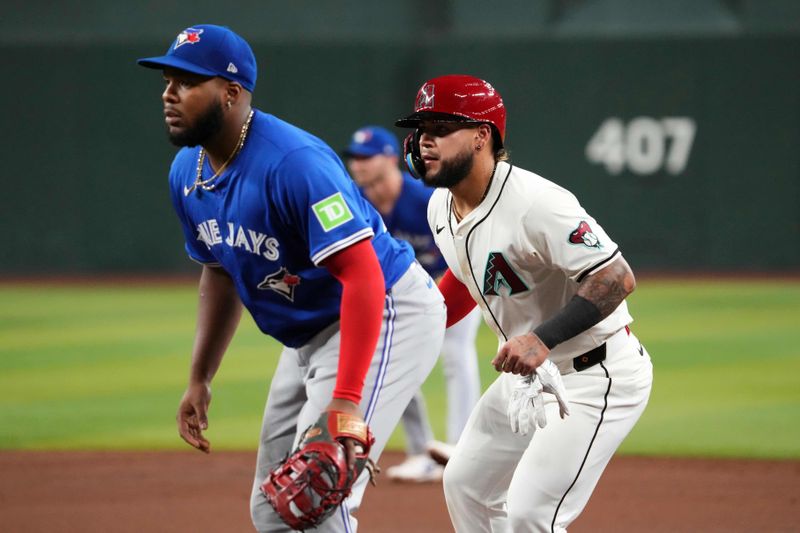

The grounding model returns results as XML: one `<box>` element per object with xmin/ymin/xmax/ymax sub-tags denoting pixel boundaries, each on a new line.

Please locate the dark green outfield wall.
<box><xmin>1</xmin><ymin>2</ymin><xmax>798</xmax><ymax>274</ymax></box>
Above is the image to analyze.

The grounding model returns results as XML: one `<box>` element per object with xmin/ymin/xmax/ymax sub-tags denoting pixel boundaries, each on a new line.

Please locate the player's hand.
<box><xmin>325</xmin><ymin>398</ymin><xmax>365</xmax><ymax>472</ymax></box>
<box><xmin>177</xmin><ymin>381</ymin><xmax>212</xmax><ymax>454</ymax></box>
<box><xmin>492</xmin><ymin>332</ymin><xmax>550</xmax><ymax>375</ymax></box>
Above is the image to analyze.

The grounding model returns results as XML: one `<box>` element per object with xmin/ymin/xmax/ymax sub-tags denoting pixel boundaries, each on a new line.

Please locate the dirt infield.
<box><xmin>1</xmin><ymin>451</ymin><xmax>797</xmax><ymax>532</ymax></box>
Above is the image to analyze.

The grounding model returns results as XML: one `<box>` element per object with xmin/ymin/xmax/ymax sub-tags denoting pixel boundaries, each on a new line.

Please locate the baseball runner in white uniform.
<box><xmin>396</xmin><ymin>74</ymin><xmax>653</xmax><ymax>532</ymax></box>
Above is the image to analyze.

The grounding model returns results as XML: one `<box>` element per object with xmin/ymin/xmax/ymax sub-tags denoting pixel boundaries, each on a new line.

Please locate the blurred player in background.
<box><xmin>344</xmin><ymin>126</ymin><xmax>482</xmax><ymax>482</ymax></box>
<box><xmin>138</xmin><ymin>25</ymin><xmax>446</xmax><ymax>532</ymax></box>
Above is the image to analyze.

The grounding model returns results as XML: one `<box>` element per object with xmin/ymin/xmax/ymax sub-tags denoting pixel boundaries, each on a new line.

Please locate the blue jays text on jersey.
<box><xmin>362</xmin><ymin>172</ymin><xmax>448</xmax><ymax>278</ymax></box>
<box><xmin>169</xmin><ymin>110</ymin><xmax>415</xmax><ymax>348</ymax></box>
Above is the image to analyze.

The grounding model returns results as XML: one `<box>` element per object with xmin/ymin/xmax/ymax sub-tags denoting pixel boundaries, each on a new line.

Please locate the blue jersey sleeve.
<box><xmin>271</xmin><ymin>147</ymin><xmax>376</xmax><ymax>265</ymax></box>
<box><xmin>168</xmin><ymin>155</ymin><xmax>220</xmax><ymax>266</ymax></box>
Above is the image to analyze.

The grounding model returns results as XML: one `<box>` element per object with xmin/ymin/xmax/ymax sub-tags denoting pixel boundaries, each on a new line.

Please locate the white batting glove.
<box><xmin>507</xmin><ymin>360</ymin><xmax>570</xmax><ymax>436</ymax></box>
<box><xmin>507</xmin><ymin>372</ymin><xmax>544</xmax><ymax>436</ymax></box>
<box><xmin>536</xmin><ymin>359</ymin><xmax>570</xmax><ymax>419</ymax></box>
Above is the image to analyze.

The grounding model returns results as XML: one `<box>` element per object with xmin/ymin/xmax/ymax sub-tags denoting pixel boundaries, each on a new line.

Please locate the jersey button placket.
<box><xmin>453</xmin><ymin>227</ymin><xmax>469</xmax><ymax>279</ymax></box>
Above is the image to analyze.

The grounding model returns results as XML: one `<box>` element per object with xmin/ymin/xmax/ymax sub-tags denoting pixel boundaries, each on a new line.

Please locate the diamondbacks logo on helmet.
<box><xmin>258</xmin><ymin>267</ymin><xmax>301</xmax><ymax>301</ymax></box>
<box><xmin>484</xmin><ymin>252</ymin><xmax>528</xmax><ymax>296</ymax></box>
<box><xmin>174</xmin><ymin>28</ymin><xmax>203</xmax><ymax>49</ymax></box>
<box><xmin>569</xmin><ymin>221</ymin><xmax>602</xmax><ymax>249</ymax></box>
<box><xmin>415</xmin><ymin>84</ymin><xmax>435</xmax><ymax>111</ymax></box>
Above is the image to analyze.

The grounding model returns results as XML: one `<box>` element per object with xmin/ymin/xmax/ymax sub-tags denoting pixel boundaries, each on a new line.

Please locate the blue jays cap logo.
<box><xmin>174</xmin><ymin>28</ymin><xmax>203</xmax><ymax>49</ymax></box>
<box><xmin>353</xmin><ymin>129</ymin><xmax>373</xmax><ymax>144</ymax></box>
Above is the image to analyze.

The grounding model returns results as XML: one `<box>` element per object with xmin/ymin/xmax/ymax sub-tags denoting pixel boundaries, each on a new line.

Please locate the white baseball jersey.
<box><xmin>430</xmin><ymin>161</ymin><xmax>653</xmax><ymax>532</ymax></box>
<box><xmin>428</xmin><ymin>161</ymin><xmax>632</xmax><ymax>371</ymax></box>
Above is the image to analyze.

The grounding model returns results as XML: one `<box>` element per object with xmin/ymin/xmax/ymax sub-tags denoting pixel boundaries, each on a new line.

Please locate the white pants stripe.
<box><xmin>365</xmin><ymin>293</ymin><xmax>397</xmax><ymax>424</ymax></box>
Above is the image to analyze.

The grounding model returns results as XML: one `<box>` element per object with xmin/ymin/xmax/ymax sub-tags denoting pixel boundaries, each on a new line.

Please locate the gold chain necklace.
<box><xmin>452</xmin><ymin>162</ymin><xmax>497</xmax><ymax>222</ymax></box>
<box><xmin>186</xmin><ymin>109</ymin><xmax>255</xmax><ymax>195</ymax></box>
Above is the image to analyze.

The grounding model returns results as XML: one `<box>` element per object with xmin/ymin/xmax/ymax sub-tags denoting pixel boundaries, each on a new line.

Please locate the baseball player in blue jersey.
<box><xmin>138</xmin><ymin>25</ymin><xmax>445</xmax><ymax>532</ymax></box>
<box><xmin>344</xmin><ymin>126</ymin><xmax>482</xmax><ymax>481</ymax></box>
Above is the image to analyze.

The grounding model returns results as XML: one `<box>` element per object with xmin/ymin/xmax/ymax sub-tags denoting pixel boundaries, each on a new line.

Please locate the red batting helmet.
<box><xmin>395</xmin><ymin>74</ymin><xmax>506</xmax><ymax>146</ymax></box>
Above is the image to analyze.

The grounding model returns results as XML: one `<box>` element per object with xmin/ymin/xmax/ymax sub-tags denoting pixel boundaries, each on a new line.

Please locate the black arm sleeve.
<box><xmin>533</xmin><ymin>295</ymin><xmax>602</xmax><ymax>349</ymax></box>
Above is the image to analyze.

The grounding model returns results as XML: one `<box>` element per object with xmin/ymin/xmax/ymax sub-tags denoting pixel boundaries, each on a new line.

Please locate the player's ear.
<box><xmin>475</xmin><ymin>124</ymin><xmax>492</xmax><ymax>150</ymax></box>
<box><xmin>224</xmin><ymin>81</ymin><xmax>243</xmax><ymax>106</ymax></box>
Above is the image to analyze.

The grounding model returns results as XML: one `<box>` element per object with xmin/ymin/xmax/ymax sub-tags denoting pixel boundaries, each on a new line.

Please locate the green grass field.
<box><xmin>1</xmin><ymin>279</ymin><xmax>799</xmax><ymax>458</ymax></box>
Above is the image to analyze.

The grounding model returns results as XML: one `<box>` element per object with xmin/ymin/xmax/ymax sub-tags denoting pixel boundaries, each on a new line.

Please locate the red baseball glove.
<box><xmin>261</xmin><ymin>410</ymin><xmax>377</xmax><ymax>530</ymax></box>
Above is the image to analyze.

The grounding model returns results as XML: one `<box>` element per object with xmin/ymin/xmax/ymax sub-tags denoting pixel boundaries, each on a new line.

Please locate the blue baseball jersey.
<box><xmin>168</xmin><ymin>110</ymin><xmax>415</xmax><ymax>348</ymax></box>
<box><xmin>370</xmin><ymin>172</ymin><xmax>448</xmax><ymax>278</ymax></box>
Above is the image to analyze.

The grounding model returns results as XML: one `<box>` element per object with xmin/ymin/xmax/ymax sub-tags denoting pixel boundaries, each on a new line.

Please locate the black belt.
<box><xmin>572</xmin><ymin>343</ymin><xmax>607</xmax><ymax>372</ymax></box>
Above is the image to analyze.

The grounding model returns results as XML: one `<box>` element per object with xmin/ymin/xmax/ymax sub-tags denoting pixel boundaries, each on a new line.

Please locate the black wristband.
<box><xmin>533</xmin><ymin>295</ymin><xmax>602</xmax><ymax>350</ymax></box>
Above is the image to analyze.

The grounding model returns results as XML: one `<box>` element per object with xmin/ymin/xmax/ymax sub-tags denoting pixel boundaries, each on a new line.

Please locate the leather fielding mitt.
<box><xmin>261</xmin><ymin>410</ymin><xmax>377</xmax><ymax>530</ymax></box>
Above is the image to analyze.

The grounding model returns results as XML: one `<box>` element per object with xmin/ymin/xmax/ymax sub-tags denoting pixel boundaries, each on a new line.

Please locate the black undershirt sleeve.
<box><xmin>533</xmin><ymin>295</ymin><xmax>602</xmax><ymax>349</ymax></box>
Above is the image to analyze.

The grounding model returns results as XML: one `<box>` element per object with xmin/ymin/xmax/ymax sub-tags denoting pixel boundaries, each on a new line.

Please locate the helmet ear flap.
<box><xmin>403</xmin><ymin>130</ymin><xmax>425</xmax><ymax>180</ymax></box>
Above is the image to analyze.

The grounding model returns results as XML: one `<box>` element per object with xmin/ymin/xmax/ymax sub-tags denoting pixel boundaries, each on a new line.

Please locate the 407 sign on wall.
<box><xmin>585</xmin><ymin>117</ymin><xmax>697</xmax><ymax>176</ymax></box>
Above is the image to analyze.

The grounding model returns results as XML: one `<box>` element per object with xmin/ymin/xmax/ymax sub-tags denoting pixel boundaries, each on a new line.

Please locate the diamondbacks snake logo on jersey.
<box><xmin>569</xmin><ymin>220</ymin><xmax>602</xmax><ymax>249</ymax></box>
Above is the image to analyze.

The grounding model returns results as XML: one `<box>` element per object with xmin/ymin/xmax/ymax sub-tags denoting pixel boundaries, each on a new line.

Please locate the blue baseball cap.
<box><xmin>344</xmin><ymin>126</ymin><xmax>399</xmax><ymax>158</ymax></box>
<box><xmin>138</xmin><ymin>24</ymin><xmax>257</xmax><ymax>92</ymax></box>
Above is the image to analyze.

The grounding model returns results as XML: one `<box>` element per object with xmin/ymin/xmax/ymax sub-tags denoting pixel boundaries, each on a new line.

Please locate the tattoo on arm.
<box><xmin>576</xmin><ymin>256</ymin><xmax>636</xmax><ymax>319</ymax></box>
<box><xmin>532</xmin><ymin>255</ymin><xmax>635</xmax><ymax>350</ymax></box>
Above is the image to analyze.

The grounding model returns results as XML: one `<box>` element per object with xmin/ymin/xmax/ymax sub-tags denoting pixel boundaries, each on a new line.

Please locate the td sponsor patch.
<box><xmin>312</xmin><ymin>192</ymin><xmax>354</xmax><ymax>232</ymax></box>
